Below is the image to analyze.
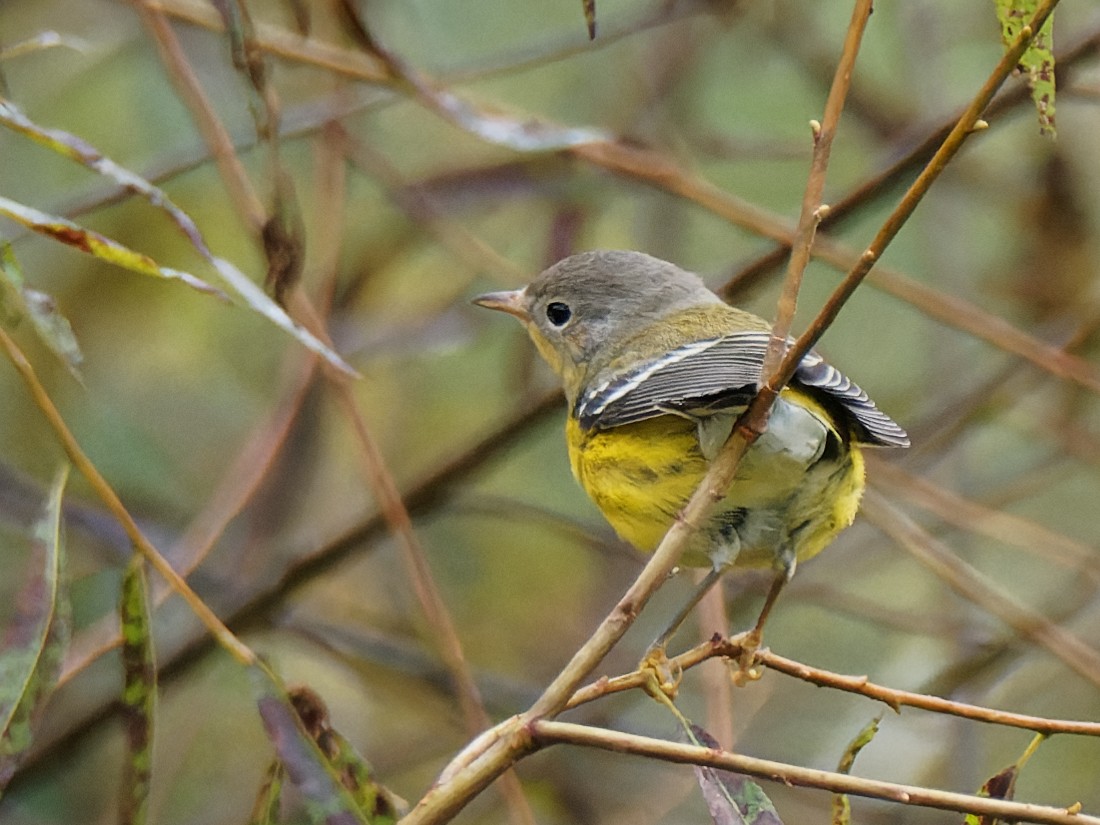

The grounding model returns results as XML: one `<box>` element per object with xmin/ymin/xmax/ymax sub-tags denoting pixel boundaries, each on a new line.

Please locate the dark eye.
<box><xmin>545</xmin><ymin>302</ymin><xmax>572</xmax><ymax>327</ymax></box>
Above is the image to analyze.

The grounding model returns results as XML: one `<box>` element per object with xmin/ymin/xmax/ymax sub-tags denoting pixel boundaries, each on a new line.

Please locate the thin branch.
<box><xmin>402</xmin><ymin>3</ymin><xmax>872</xmax><ymax>820</ymax></box>
<box><xmin>142</xmin><ymin>0</ymin><xmax>390</xmax><ymax>83</ymax></box>
<box><xmin>530</xmin><ymin>720</ymin><xmax>1099</xmax><ymax>825</ymax></box>
<box><xmin>567</xmin><ymin>141</ymin><xmax>1100</xmax><ymax>396</ymax></box>
<box><xmin>721</xmin><ymin>24</ymin><xmax>1100</xmax><ymax>298</ymax></box>
<box><xmin>0</xmin><ymin>326</ymin><xmax>255</xmax><ymax>666</ymax></box>
<box><xmin>16</xmin><ymin>389</ymin><xmax>565</xmax><ymax>780</ymax></box>
<box><xmin>754</xmin><ymin>649</ymin><xmax>1100</xmax><ymax>738</ymax></box>
<box><xmin>764</xmin><ymin>0</ymin><xmax>871</xmax><ymax>374</ymax></box>
<box><xmin>770</xmin><ymin>0</ymin><xmax>1061</xmax><ymax>392</ymax></box>
<box><xmin>566</xmin><ymin>635</ymin><xmax>1100</xmax><ymax>736</ymax></box>
<box><xmin>869</xmin><ymin>457</ymin><xmax>1100</xmax><ymax>576</ymax></box>
<box><xmin>862</xmin><ymin>488</ymin><xmax>1100</xmax><ymax>688</ymax></box>
<box><xmin>132</xmin><ymin>0</ymin><xmax>266</xmax><ymax>231</ymax></box>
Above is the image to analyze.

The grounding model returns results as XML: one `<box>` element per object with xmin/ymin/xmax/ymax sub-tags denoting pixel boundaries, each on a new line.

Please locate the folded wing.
<box><xmin>573</xmin><ymin>332</ymin><xmax>909</xmax><ymax>448</ymax></box>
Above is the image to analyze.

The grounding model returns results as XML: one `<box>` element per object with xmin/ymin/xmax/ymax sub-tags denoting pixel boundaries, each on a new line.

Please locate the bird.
<box><xmin>474</xmin><ymin>250</ymin><xmax>908</xmax><ymax>666</ymax></box>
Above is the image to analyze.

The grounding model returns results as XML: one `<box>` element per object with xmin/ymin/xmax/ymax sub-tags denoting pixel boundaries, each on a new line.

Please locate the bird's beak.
<box><xmin>472</xmin><ymin>288</ymin><xmax>530</xmax><ymax>321</ymax></box>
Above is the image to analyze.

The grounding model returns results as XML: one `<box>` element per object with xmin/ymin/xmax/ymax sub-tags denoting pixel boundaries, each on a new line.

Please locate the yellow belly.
<box><xmin>565</xmin><ymin>393</ymin><xmax>865</xmax><ymax>570</ymax></box>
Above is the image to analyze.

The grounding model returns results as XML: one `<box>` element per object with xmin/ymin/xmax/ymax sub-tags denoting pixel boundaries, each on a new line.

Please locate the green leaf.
<box><xmin>0</xmin><ymin>465</ymin><xmax>71</xmax><ymax>793</ymax></box>
<box><xmin>690</xmin><ymin>725</ymin><xmax>784</xmax><ymax>825</ymax></box>
<box><xmin>0</xmin><ymin>243</ymin><xmax>83</xmax><ymax>378</ymax></box>
<box><xmin>994</xmin><ymin>0</ymin><xmax>1055</xmax><ymax>136</ymax></box>
<box><xmin>831</xmin><ymin>717</ymin><xmax>880</xmax><ymax>825</ymax></box>
<box><xmin>963</xmin><ymin>733</ymin><xmax>1045</xmax><ymax>825</ymax></box>
<box><xmin>119</xmin><ymin>555</ymin><xmax>156</xmax><ymax>825</ymax></box>
<box><xmin>0</xmin><ymin>99</ymin><xmax>355</xmax><ymax>375</ymax></box>
<box><xmin>249</xmin><ymin>760</ymin><xmax>286</xmax><ymax>825</ymax></box>
<box><xmin>250</xmin><ymin>664</ymin><xmax>386</xmax><ymax>825</ymax></box>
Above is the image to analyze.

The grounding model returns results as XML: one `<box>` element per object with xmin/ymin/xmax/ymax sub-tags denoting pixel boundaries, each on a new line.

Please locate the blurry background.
<box><xmin>1</xmin><ymin>0</ymin><xmax>1099</xmax><ymax>823</ymax></box>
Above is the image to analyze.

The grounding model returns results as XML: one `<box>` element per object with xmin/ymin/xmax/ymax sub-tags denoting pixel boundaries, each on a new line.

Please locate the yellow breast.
<box><xmin>565</xmin><ymin>390</ymin><xmax>866</xmax><ymax>570</ymax></box>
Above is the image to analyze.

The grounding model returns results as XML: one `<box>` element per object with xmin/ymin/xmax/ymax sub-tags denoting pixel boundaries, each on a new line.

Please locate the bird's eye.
<box><xmin>545</xmin><ymin>301</ymin><xmax>572</xmax><ymax>327</ymax></box>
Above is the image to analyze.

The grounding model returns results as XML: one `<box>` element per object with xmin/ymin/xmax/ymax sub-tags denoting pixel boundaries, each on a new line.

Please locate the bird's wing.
<box><xmin>573</xmin><ymin>332</ymin><xmax>909</xmax><ymax>448</ymax></box>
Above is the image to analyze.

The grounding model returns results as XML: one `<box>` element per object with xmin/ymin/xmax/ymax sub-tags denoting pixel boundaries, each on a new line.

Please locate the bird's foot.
<box><xmin>639</xmin><ymin>644</ymin><xmax>682</xmax><ymax>699</ymax></box>
<box><xmin>729</xmin><ymin>628</ymin><xmax>765</xmax><ymax>686</ymax></box>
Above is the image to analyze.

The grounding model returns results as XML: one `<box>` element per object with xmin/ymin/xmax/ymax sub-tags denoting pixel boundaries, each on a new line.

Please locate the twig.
<box><xmin>721</xmin><ymin>25</ymin><xmax>1100</xmax><ymax>298</ymax></box>
<box><xmin>567</xmin><ymin>142</ymin><xmax>1100</xmax><ymax>396</ymax></box>
<box><xmin>133</xmin><ymin>1</ymin><xmax>266</xmax><ymax>231</ymax></box>
<box><xmin>869</xmin><ymin>457</ymin><xmax>1100</xmax><ymax>575</ymax></box>
<box><xmin>0</xmin><ymin>326</ymin><xmax>255</xmax><ymax>666</ymax></box>
<box><xmin>530</xmin><ymin>720</ymin><xmax>1099</xmax><ymax>825</ymax></box>
<box><xmin>142</xmin><ymin>0</ymin><xmax>390</xmax><ymax>83</ymax></box>
<box><xmin>755</xmin><ymin>649</ymin><xmax>1100</xmax><ymax>737</ymax></box>
<box><xmin>566</xmin><ymin>635</ymin><xmax>1100</xmax><ymax>736</ymax></box>
<box><xmin>770</xmin><ymin>0</ymin><xmax>1061</xmax><ymax>391</ymax></box>
<box><xmin>59</xmin><ymin>335</ymin><xmax>321</xmax><ymax>683</ymax></box>
<box><xmin>862</xmin><ymin>488</ymin><xmax>1100</xmax><ymax>688</ymax></box>
<box><xmin>764</xmin><ymin>0</ymin><xmax>871</xmax><ymax>374</ymax></box>
<box><xmin>15</xmin><ymin>389</ymin><xmax>565</xmax><ymax>780</ymax></box>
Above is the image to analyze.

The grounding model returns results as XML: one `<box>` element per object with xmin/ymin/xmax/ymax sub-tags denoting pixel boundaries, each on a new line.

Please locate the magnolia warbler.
<box><xmin>474</xmin><ymin>250</ymin><xmax>908</xmax><ymax>648</ymax></box>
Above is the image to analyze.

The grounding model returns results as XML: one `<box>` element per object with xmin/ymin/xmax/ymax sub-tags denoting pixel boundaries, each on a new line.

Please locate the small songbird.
<box><xmin>474</xmin><ymin>250</ymin><xmax>908</xmax><ymax>648</ymax></box>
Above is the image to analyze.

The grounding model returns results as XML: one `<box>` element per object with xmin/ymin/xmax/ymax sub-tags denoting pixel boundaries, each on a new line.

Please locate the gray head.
<box><xmin>473</xmin><ymin>250</ymin><xmax>721</xmax><ymax>383</ymax></box>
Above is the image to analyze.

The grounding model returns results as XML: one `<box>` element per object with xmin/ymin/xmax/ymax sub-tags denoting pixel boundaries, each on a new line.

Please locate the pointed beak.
<box><xmin>472</xmin><ymin>288</ymin><xmax>530</xmax><ymax>321</ymax></box>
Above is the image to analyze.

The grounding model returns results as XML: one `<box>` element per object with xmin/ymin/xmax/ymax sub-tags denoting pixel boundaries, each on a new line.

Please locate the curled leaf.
<box><xmin>0</xmin><ymin>465</ymin><xmax>71</xmax><ymax>792</ymax></box>
<box><xmin>583</xmin><ymin>0</ymin><xmax>597</xmax><ymax>39</ymax></box>
<box><xmin>119</xmin><ymin>556</ymin><xmax>156</xmax><ymax>825</ymax></box>
<box><xmin>250</xmin><ymin>664</ymin><xmax>403</xmax><ymax>824</ymax></box>
<box><xmin>832</xmin><ymin>718</ymin><xmax>880</xmax><ymax>825</ymax></box>
<box><xmin>690</xmin><ymin>725</ymin><xmax>784</xmax><ymax>825</ymax></box>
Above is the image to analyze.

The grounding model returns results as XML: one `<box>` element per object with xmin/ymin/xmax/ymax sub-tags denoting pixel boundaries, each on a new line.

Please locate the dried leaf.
<box><xmin>288</xmin><ymin>687</ymin><xmax>403</xmax><ymax>823</ymax></box>
<box><xmin>262</xmin><ymin>174</ymin><xmax>305</xmax><ymax>307</ymax></box>
<box><xmin>119</xmin><ymin>555</ymin><xmax>156</xmax><ymax>825</ymax></box>
<box><xmin>0</xmin><ymin>196</ymin><xmax>221</xmax><ymax>296</ymax></box>
<box><xmin>250</xmin><ymin>664</ymin><xmax>374</xmax><ymax>825</ymax></box>
<box><xmin>691</xmin><ymin>726</ymin><xmax>784</xmax><ymax>825</ymax></box>
<box><xmin>831</xmin><ymin>717</ymin><xmax>880</xmax><ymax>825</ymax></box>
<box><xmin>963</xmin><ymin>733</ymin><xmax>1045</xmax><ymax>825</ymax></box>
<box><xmin>994</xmin><ymin>0</ymin><xmax>1055</xmax><ymax>136</ymax></box>
<box><xmin>0</xmin><ymin>465</ymin><xmax>71</xmax><ymax>792</ymax></box>
<box><xmin>583</xmin><ymin>0</ymin><xmax>597</xmax><ymax>39</ymax></box>
<box><xmin>421</xmin><ymin>87</ymin><xmax>611</xmax><ymax>151</ymax></box>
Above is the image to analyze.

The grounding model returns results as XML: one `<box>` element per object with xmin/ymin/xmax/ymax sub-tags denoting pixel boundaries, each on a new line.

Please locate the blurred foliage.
<box><xmin>0</xmin><ymin>1</ymin><xmax>1099</xmax><ymax>823</ymax></box>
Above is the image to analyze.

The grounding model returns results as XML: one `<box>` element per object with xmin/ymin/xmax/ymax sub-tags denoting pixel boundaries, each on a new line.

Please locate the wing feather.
<box><xmin>573</xmin><ymin>332</ymin><xmax>909</xmax><ymax>448</ymax></box>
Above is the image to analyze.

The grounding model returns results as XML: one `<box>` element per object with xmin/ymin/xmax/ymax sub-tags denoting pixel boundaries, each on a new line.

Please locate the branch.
<box><xmin>530</xmin><ymin>720</ymin><xmax>1098</xmax><ymax>825</ymax></box>
<box><xmin>770</xmin><ymin>0</ymin><xmax>1061</xmax><ymax>392</ymax></box>
<box><xmin>0</xmin><ymin>327</ymin><xmax>254</xmax><ymax>666</ymax></box>
<box><xmin>565</xmin><ymin>634</ymin><xmax>1100</xmax><ymax>737</ymax></box>
<box><xmin>764</xmin><ymin>0</ymin><xmax>871</xmax><ymax>374</ymax></box>
<box><xmin>862</xmin><ymin>489</ymin><xmax>1100</xmax><ymax>688</ymax></box>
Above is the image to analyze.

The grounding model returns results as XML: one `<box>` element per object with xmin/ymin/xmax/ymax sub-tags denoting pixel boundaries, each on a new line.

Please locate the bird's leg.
<box><xmin>732</xmin><ymin>549</ymin><xmax>796</xmax><ymax>683</ymax></box>
<box><xmin>639</xmin><ymin>565</ymin><xmax>724</xmax><ymax>696</ymax></box>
